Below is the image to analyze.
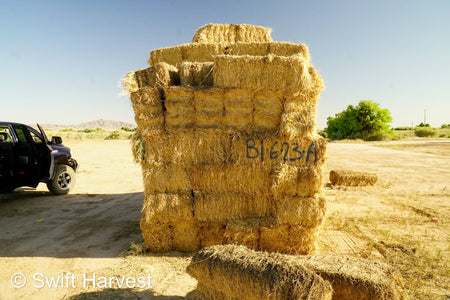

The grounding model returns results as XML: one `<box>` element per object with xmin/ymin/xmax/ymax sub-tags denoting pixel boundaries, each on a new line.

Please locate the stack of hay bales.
<box><xmin>124</xmin><ymin>23</ymin><xmax>327</xmax><ymax>254</ymax></box>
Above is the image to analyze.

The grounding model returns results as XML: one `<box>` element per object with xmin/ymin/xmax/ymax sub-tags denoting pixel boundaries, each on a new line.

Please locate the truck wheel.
<box><xmin>47</xmin><ymin>165</ymin><xmax>75</xmax><ymax>195</ymax></box>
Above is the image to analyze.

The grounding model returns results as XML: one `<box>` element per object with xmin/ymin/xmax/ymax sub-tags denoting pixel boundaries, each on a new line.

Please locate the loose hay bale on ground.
<box><xmin>192</xmin><ymin>24</ymin><xmax>273</xmax><ymax>43</ymax></box>
<box><xmin>329</xmin><ymin>169</ymin><xmax>378</xmax><ymax>186</ymax></box>
<box><xmin>296</xmin><ymin>255</ymin><xmax>408</xmax><ymax>300</ymax></box>
<box><xmin>186</xmin><ymin>245</ymin><xmax>333</xmax><ymax>300</ymax></box>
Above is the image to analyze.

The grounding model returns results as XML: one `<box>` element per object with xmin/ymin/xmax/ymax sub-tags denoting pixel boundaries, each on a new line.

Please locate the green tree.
<box><xmin>325</xmin><ymin>100</ymin><xmax>393</xmax><ymax>141</ymax></box>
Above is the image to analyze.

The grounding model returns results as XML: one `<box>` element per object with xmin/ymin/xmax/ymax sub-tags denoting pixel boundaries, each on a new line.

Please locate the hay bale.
<box><xmin>329</xmin><ymin>170</ymin><xmax>378</xmax><ymax>186</ymax></box>
<box><xmin>129</xmin><ymin>87</ymin><xmax>165</xmax><ymax>129</ymax></box>
<box><xmin>123</xmin><ymin>62</ymin><xmax>179</xmax><ymax>94</ymax></box>
<box><xmin>296</xmin><ymin>255</ymin><xmax>408</xmax><ymax>300</ymax></box>
<box><xmin>142</xmin><ymin>164</ymin><xmax>191</xmax><ymax>193</ymax></box>
<box><xmin>141</xmin><ymin>192</ymin><xmax>194</xmax><ymax>224</ymax></box>
<box><xmin>172</xmin><ymin>221</ymin><xmax>200</xmax><ymax>252</ymax></box>
<box><xmin>253</xmin><ymin>89</ymin><xmax>284</xmax><ymax>131</ymax></box>
<box><xmin>223</xmin><ymin>88</ymin><xmax>253</xmax><ymax>131</ymax></box>
<box><xmin>186</xmin><ymin>245</ymin><xmax>333</xmax><ymax>300</ymax></box>
<box><xmin>194</xmin><ymin>88</ymin><xmax>224</xmax><ymax>129</ymax></box>
<box><xmin>198</xmin><ymin>222</ymin><xmax>226</xmax><ymax>248</ymax></box>
<box><xmin>140</xmin><ymin>218</ymin><xmax>172</xmax><ymax>252</ymax></box>
<box><xmin>165</xmin><ymin>86</ymin><xmax>196</xmax><ymax>130</ymax></box>
<box><xmin>275</xmin><ymin>195</ymin><xmax>326</xmax><ymax>228</ymax></box>
<box><xmin>149</xmin><ymin>42</ymin><xmax>311</xmax><ymax>67</ymax></box>
<box><xmin>193</xmin><ymin>192</ymin><xmax>275</xmax><ymax>223</ymax></box>
<box><xmin>259</xmin><ymin>223</ymin><xmax>318</xmax><ymax>255</ymax></box>
<box><xmin>180</xmin><ymin>62</ymin><xmax>214</xmax><ymax>87</ymax></box>
<box><xmin>139</xmin><ymin>128</ymin><xmax>231</xmax><ymax>165</ymax></box>
<box><xmin>269</xmin><ymin>42</ymin><xmax>311</xmax><ymax>61</ymax></box>
<box><xmin>272</xmin><ymin>165</ymin><xmax>323</xmax><ymax>198</ymax></box>
<box><xmin>149</xmin><ymin>43</ymin><xmax>226</xmax><ymax>67</ymax></box>
<box><xmin>281</xmin><ymin>94</ymin><xmax>319</xmax><ymax>138</ymax></box>
<box><xmin>223</xmin><ymin>219</ymin><xmax>273</xmax><ymax>250</ymax></box>
<box><xmin>229</xmin><ymin>134</ymin><xmax>326</xmax><ymax>168</ymax></box>
<box><xmin>213</xmin><ymin>54</ymin><xmax>313</xmax><ymax>93</ymax></box>
<box><xmin>188</xmin><ymin>163</ymin><xmax>274</xmax><ymax>194</ymax></box>
<box><xmin>192</xmin><ymin>24</ymin><xmax>272</xmax><ymax>43</ymax></box>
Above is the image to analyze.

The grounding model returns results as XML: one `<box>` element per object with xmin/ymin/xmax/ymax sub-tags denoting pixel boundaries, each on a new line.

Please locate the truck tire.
<box><xmin>47</xmin><ymin>165</ymin><xmax>75</xmax><ymax>195</ymax></box>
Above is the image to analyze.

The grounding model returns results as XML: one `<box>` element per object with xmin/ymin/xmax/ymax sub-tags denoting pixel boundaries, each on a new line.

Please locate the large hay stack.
<box><xmin>124</xmin><ymin>23</ymin><xmax>327</xmax><ymax>254</ymax></box>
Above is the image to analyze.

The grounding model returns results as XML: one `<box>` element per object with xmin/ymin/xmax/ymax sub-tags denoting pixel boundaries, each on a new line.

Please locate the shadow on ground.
<box><xmin>66</xmin><ymin>289</ymin><xmax>201</xmax><ymax>300</ymax></box>
<box><xmin>0</xmin><ymin>189</ymin><xmax>143</xmax><ymax>258</ymax></box>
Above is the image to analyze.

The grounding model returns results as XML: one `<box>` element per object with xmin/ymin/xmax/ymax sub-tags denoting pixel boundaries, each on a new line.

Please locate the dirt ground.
<box><xmin>0</xmin><ymin>139</ymin><xmax>448</xmax><ymax>299</ymax></box>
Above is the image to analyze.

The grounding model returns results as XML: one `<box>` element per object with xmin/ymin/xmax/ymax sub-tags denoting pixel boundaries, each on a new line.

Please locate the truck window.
<box><xmin>14</xmin><ymin>128</ymin><xmax>28</xmax><ymax>143</ymax></box>
<box><xmin>29</xmin><ymin>130</ymin><xmax>43</xmax><ymax>144</ymax></box>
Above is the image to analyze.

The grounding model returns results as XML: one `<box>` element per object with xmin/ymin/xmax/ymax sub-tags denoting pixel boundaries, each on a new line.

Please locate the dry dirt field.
<box><xmin>0</xmin><ymin>139</ymin><xmax>448</xmax><ymax>299</ymax></box>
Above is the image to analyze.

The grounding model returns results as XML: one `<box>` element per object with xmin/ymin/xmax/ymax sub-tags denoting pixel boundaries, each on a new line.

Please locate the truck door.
<box><xmin>11</xmin><ymin>124</ymin><xmax>47</xmax><ymax>187</ymax></box>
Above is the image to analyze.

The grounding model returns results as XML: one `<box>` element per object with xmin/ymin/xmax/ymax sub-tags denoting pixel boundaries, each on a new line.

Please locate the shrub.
<box><xmin>325</xmin><ymin>100</ymin><xmax>393</xmax><ymax>141</ymax></box>
<box><xmin>414</xmin><ymin>127</ymin><xmax>436</xmax><ymax>137</ymax></box>
<box><xmin>441</xmin><ymin>124</ymin><xmax>449</xmax><ymax>129</ymax></box>
<box><xmin>105</xmin><ymin>130</ymin><xmax>120</xmax><ymax>140</ymax></box>
<box><xmin>394</xmin><ymin>127</ymin><xmax>413</xmax><ymax>130</ymax></box>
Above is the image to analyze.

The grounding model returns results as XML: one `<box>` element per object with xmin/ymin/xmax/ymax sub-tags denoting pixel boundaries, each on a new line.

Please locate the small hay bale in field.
<box><xmin>275</xmin><ymin>195</ymin><xmax>326</xmax><ymax>228</ymax></box>
<box><xmin>192</xmin><ymin>24</ymin><xmax>272</xmax><ymax>43</ymax></box>
<box><xmin>296</xmin><ymin>255</ymin><xmax>408</xmax><ymax>300</ymax></box>
<box><xmin>180</xmin><ymin>62</ymin><xmax>214</xmax><ymax>87</ymax></box>
<box><xmin>198</xmin><ymin>222</ymin><xmax>226</xmax><ymax>248</ymax></box>
<box><xmin>186</xmin><ymin>245</ymin><xmax>333</xmax><ymax>300</ymax></box>
<box><xmin>213</xmin><ymin>54</ymin><xmax>312</xmax><ymax>93</ymax></box>
<box><xmin>123</xmin><ymin>62</ymin><xmax>179</xmax><ymax>94</ymax></box>
<box><xmin>193</xmin><ymin>191</ymin><xmax>275</xmax><ymax>223</ymax></box>
<box><xmin>329</xmin><ymin>170</ymin><xmax>378</xmax><ymax>186</ymax></box>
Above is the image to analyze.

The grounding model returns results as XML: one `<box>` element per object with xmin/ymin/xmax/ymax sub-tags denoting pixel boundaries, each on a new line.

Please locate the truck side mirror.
<box><xmin>51</xmin><ymin>136</ymin><xmax>63</xmax><ymax>145</ymax></box>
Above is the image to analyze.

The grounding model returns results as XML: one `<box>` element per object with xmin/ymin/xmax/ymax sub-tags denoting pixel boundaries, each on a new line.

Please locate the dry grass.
<box><xmin>318</xmin><ymin>141</ymin><xmax>450</xmax><ymax>299</ymax></box>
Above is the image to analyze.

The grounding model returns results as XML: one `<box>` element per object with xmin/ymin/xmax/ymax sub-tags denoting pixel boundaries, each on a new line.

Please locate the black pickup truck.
<box><xmin>0</xmin><ymin>122</ymin><xmax>78</xmax><ymax>195</ymax></box>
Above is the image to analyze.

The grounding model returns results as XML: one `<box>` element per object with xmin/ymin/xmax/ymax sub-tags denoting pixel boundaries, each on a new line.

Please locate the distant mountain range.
<box><xmin>41</xmin><ymin>119</ymin><xmax>136</xmax><ymax>130</ymax></box>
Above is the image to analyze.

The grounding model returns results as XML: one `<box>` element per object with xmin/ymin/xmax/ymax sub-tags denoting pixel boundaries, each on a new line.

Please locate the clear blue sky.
<box><xmin>1</xmin><ymin>0</ymin><xmax>449</xmax><ymax>128</ymax></box>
